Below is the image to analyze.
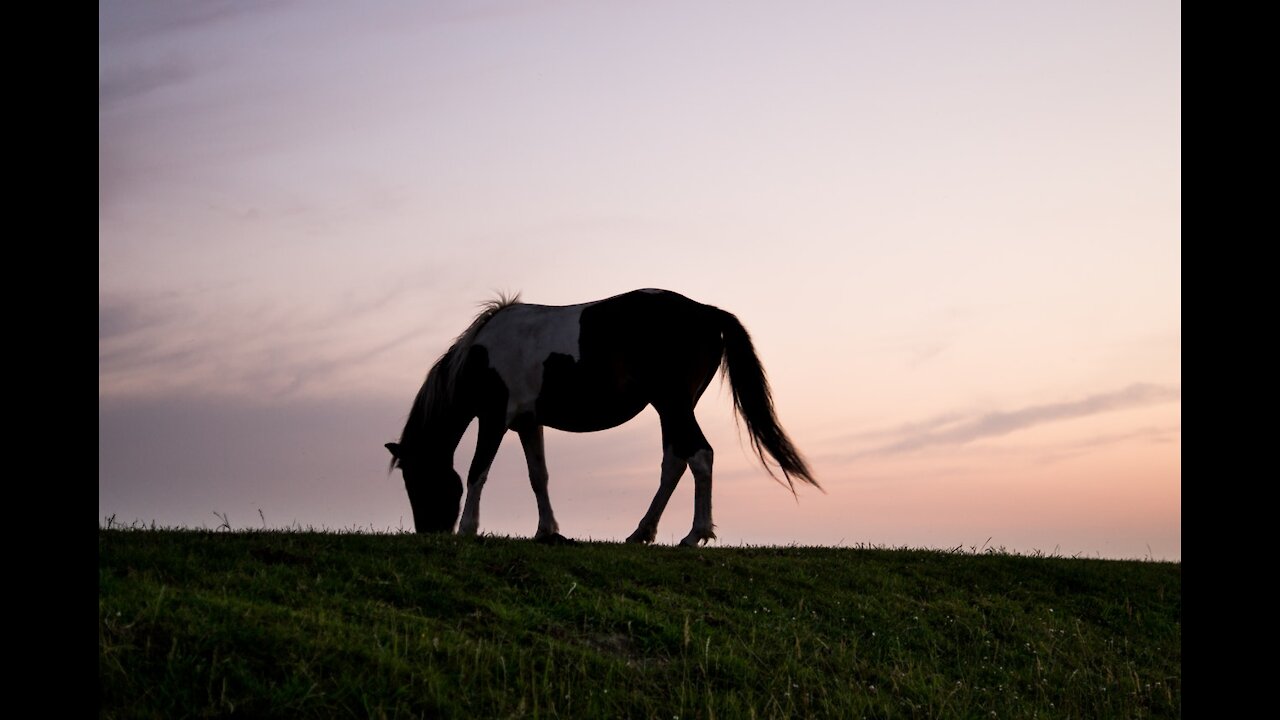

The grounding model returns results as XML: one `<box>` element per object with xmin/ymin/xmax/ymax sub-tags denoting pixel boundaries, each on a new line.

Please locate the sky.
<box><xmin>99</xmin><ymin>1</ymin><xmax>1181</xmax><ymax>560</ymax></box>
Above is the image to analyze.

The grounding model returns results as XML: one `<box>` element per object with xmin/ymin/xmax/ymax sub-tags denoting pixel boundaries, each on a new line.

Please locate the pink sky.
<box><xmin>99</xmin><ymin>1</ymin><xmax>1180</xmax><ymax>559</ymax></box>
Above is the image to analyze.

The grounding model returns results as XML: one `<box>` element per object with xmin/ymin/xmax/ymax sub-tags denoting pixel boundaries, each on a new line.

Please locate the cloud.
<box><xmin>98</xmin><ymin>59</ymin><xmax>197</xmax><ymax>109</ymax></box>
<box><xmin>906</xmin><ymin>341</ymin><xmax>948</xmax><ymax>369</ymax></box>
<box><xmin>832</xmin><ymin>412</ymin><xmax>968</xmax><ymax>444</ymax></box>
<box><xmin>1030</xmin><ymin>425</ymin><xmax>1181</xmax><ymax>465</ymax></box>
<box><xmin>99</xmin><ymin>295</ymin><xmax>171</xmax><ymax>340</ymax></box>
<box><xmin>100</xmin><ymin>0</ymin><xmax>292</xmax><ymax>43</ymax></box>
<box><xmin>863</xmin><ymin>383</ymin><xmax>1181</xmax><ymax>456</ymax></box>
<box><xmin>98</xmin><ymin>282</ymin><xmax>459</xmax><ymax>403</ymax></box>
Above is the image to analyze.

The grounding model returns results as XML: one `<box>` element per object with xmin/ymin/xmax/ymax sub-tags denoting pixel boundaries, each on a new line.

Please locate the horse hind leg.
<box><xmin>626</xmin><ymin>448</ymin><xmax>688</xmax><ymax>544</ymax></box>
<box><xmin>680</xmin><ymin>447</ymin><xmax>715</xmax><ymax>547</ymax></box>
<box><xmin>629</xmin><ymin>407</ymin><xmax>715</xmax><ymax>546</ymax></box>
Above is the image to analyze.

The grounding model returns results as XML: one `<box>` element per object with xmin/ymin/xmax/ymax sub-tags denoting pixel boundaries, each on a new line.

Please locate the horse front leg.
<box><xmin>458</xmin><ymin>419</ymin><xmax>506</xmax><ymax>536</ymax></box>
<box><xmin>515</xmin><ymin>422</ymin><xmax>563</xmax><ymax>541</ymax></box>
<box><xmin>626</xmin><ymin>447</ymin><xmax>688</xmax><ymax>544</ymax></box>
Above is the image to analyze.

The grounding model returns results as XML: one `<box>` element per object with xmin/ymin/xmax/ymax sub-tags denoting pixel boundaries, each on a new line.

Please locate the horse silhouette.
<box><xmin>386</xmin><ymin>289</ymin><xmax>817</xmax><ymax>546</ymax></box>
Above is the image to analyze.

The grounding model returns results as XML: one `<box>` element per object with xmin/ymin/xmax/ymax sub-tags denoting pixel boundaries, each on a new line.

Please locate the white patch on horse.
<box><xmin>681</xmin><ymin>448</ymin><xmax>716</xmax><ymax>546</ymax></box>
<box><xmin>474</xmin><ymin>303</ymin><xmax>588</xmax><ymax>424</ymax></box>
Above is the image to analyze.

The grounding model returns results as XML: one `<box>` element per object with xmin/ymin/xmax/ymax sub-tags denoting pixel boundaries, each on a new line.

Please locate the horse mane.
<box><xmin>392</xmin><ymin>292</ymin><xmax>522</xmax><ymax>467</ymax></box>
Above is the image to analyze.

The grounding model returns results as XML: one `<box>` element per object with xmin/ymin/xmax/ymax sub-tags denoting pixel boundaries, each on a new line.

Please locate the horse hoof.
<box><xmin>679</xmin><ymin>532</ymin><xmax>714</xmax><ymax>547</ymax></box>
<box><xmin>535</xmin><ymin>533</ymin><xmax>577</xmax><ymax>546</ymax></box>
<box><xmin>626</xmin><ymin>526</ymin><xmax>656</xmax><ymax>544</ymax></box>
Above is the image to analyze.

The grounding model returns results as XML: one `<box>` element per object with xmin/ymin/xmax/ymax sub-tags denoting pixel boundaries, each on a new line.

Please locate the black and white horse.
<box><xmin>386</xmin><ymin>289</ymin><xmax>817</xmax><ymax>546</ymax></box>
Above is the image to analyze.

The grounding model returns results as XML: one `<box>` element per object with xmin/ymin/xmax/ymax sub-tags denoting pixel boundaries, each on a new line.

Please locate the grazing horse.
<box><xmin>385</xmin><ymin>289</ymin><xmax>818</xmax><ymax>546</ymax></box>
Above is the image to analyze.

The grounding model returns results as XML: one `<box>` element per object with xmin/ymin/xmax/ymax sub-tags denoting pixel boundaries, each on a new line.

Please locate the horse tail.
<box><xmin>715</xmin><ymin>309</ymin><xmax>820</xmax><ymax>494</ymax></box>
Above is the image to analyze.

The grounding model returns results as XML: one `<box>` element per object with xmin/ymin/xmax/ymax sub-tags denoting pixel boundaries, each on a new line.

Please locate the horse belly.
<box><xmin>538</xmin><ymin>397</ymin><xmax>649</xmax><ymax>433</ymax></box>
<box><xmin>535</xmin><ymin>353</ymin><xmax>649</xmax><ymax>432</ymax></box>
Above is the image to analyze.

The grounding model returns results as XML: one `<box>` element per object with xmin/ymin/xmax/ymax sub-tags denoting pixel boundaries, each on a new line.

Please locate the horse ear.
<box><xmin>385</xmin><ymin>442</ymin><xmax>401</xmax><ymax>458</ymax></box>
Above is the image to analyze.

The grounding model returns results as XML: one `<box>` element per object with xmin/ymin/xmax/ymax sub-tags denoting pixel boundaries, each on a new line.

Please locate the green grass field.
<box><xmin>99</xmin><ymin>530</ymin><xmax>1180</xmax><ymax>718</ymax></box>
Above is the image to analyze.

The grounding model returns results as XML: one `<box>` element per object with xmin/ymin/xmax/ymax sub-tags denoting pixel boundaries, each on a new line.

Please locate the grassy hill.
<box><xmin>99</xmin><ymin>530</ymin><xmax>1180</xmax><ymax>718</ymax></box>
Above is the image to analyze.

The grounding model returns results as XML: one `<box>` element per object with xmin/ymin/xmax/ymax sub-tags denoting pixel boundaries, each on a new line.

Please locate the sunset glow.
<box><xmin>100</xmin><ymin>1</ymin><xmax>1180</xmax><ymax>559</ymax></box>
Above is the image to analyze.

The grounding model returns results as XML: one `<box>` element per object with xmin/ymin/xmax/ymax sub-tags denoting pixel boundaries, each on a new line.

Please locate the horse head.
<box><xmin>385</xmin><ymin>442</ymin><xmax>464</xmax><ymax>533</ymax></box>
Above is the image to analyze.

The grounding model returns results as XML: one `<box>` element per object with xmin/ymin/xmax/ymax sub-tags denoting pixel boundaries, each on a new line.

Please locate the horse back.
<box><xmin>471</xmin><ymin>290</ymin><xmax>724</xmax><ymax>431</ymax></box>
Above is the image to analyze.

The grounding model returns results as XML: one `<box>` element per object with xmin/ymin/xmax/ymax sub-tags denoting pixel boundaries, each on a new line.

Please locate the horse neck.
<box><xmin>412</xmin><ymin>403</ymin><xmax>473</xmax><ymax>467</ymax></box>
<box><xmin>405</xmin><ymin>342</ymin><xmax>479</xmax><ymax>466</ymax></box>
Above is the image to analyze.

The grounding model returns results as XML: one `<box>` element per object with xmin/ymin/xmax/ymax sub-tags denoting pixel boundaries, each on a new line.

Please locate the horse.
<box><xmin>385</xmin><ymin>288</ymin><xmax>818</xmax><ymax>546</ymax></box>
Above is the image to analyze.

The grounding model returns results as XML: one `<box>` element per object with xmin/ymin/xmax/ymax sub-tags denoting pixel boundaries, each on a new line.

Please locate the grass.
<box><xmin>99</xmin><ymin>529</ymin><xmax>1180</xmax><ymax>718</ymax></box>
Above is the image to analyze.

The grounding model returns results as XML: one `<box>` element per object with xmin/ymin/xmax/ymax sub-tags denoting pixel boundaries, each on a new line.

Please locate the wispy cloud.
<box><xmin>99</xmin><ymin>294</ymin><xmax>174</xmax><ymax>341</ymax></box>
<box><xmin>833</xmin><ymin>412</ymin><xmax>968</xmax><ymax>444</ymax></box>
<box><xmin>858</xmin><ymin>383</ymin><xmax>1181</xmax><ymax>456</ymax></box>
<box><xmin>98</xmin><ymin>282</ymin><xmax>459</xmax><ymax>402</ymax></box>
<box><xmin>1030</xmin><ymin>425</ymin><xmax>1180</xmax><ymax>465</ymax></box>
<box><xmin>98</xmin><ymin>59</ymin><xmax>197</xmax><ymax>109</ymax></box>
<box><xmin>100</xmin><ymin>0</ymin><xmax>293</xmax><ymax>43</ymax></box>
<box><xmin>906</xmin><ymin>341</ymin><xmax>948</xmax><ymax>369</ymax></box>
